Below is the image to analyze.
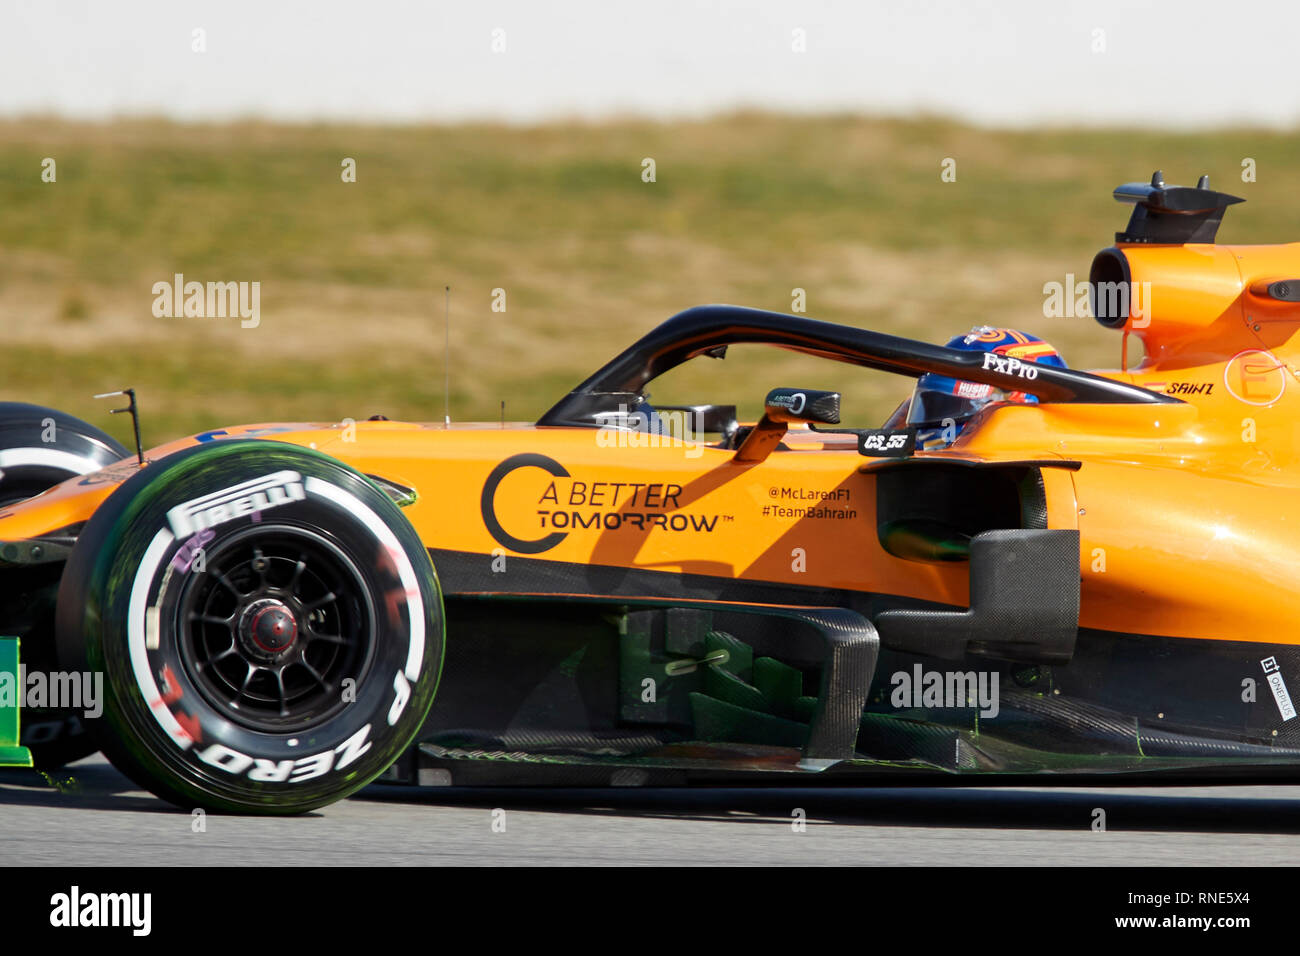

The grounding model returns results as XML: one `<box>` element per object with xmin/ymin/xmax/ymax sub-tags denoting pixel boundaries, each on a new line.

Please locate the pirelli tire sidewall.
<box><xmin>55</xmin><ymin>440</ymin><xmax>444</xmax><ymax>814</ymax></box>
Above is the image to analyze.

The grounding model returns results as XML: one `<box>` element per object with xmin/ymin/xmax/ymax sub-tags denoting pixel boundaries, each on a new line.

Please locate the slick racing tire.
<box><xmin>0</xmin><ymin>402</ymin><xmax>130</xmax><ymax>770</ymax></box>
<box><xmin>0</xmin><ymin>402</ymin><xmax>129</xmax><ymax>505</ymax></box>
<box><xmin>55</xmin><ymin>440</ymin><xmax>444</xmax><ymax>813</ymax></box>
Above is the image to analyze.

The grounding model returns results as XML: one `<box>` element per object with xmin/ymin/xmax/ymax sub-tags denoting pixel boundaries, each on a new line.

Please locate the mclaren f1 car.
<box><xmin>2</xmin><ymin>171</ymin><xmax>1299</xmax><ymax>813</ymax></box>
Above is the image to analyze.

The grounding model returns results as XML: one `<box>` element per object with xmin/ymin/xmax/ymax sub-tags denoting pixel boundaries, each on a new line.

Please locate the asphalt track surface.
<box><xmin>1</xmin><ymin>754</ymin><xmax>1299</xmax><ymax>865</ymax></box>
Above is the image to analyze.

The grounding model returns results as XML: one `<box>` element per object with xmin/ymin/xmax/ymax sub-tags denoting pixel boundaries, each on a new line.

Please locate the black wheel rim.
<box><xmin>176</xmin><ymin>525</ymin><xmax>377</xmax><ymax>733</ymax></box>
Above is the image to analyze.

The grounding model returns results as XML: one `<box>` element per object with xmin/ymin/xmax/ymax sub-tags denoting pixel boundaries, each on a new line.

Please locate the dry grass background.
<box><xmin>2</xmin><ymin>113</ymin><xmax>1298</xmax><ymax>446</ymax></box>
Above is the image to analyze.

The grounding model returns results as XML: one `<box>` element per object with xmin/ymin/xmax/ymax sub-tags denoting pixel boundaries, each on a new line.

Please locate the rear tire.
<box><xmin>56</xmin><ymin>440</ymin><xmax>444</xmax><ymax>813</ymax></box>
<box><xmin>0</xmin><ymin>402</ymin><xmax>129</xmax><ymax>769</ymax></box>
<box><xmin>0</xmin><ymin>402</ymin><xmax>128</xmax><ymax>506</ymax></box>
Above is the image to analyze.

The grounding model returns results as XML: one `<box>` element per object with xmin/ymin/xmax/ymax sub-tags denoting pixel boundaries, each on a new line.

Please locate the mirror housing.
<box><xmin>734</xmin><ymin>387</ymin><xmax>842</xmax><ymax>464</ymax></box>
<box><xmin>762</xmin><ymin>388</ymin><xmax>840</xmax><ymax>425</ymax></box>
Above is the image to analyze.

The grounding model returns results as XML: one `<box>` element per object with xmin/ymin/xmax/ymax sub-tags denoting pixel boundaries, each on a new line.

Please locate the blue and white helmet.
<box><xmin>909</xmin><ymin>327</ymin><xmax>1067</xmax><ymax>449</ymax></box>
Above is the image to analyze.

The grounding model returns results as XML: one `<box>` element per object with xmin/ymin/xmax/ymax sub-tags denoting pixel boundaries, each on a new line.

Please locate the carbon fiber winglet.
<box><xmin>874</xmin><ymin>529</ymin><xmax>1081</xmax><ymax>664</ymax></box>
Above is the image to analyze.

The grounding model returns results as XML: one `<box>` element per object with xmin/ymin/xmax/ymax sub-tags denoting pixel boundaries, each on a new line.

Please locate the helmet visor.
<box><xmin>907</xmin><ymin>382</ymin><xmax>1004</xmax><ymax>427</ymax></box>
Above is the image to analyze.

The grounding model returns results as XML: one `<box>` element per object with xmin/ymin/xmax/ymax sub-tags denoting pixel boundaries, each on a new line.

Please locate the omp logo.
<box><xmin>1261</xmin><ymin>656</ymin><xmax>1296</xmax><ymax>721</ymax></box>
<box><xmin>167</xmin><ymin>470</ymin><xmax>305</xmax><ymax>537</ymax></box>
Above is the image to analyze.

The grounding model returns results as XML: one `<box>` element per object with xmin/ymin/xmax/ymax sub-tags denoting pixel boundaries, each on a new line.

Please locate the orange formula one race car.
<box><xmin>1</xmin><ymin>172</ymin><xmax>1297</xmax><ymax>813</ymax></box>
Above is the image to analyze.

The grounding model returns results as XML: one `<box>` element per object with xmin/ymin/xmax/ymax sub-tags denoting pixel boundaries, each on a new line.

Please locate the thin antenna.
<box><xmin>500</xmin><ymin>400</ymin><xmax>505</xmax><ymax>428</ymax></box>
<box><xmin>94</xmin><ymin>388</ymin><xmax>144</xmax><ymax>465</ymax></box>
<box><xmin>444</xmin><ymin>286</ymin><xmax>451</xmax><ymax>427</ymax></box>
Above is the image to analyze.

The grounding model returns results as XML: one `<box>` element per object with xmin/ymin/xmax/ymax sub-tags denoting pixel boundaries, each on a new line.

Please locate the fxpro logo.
<box><xmin>166</xmin><ymin>470</ymin><xmax>305</xmax><ymax>538</ymax></box>
<box><xmin>981</xmin><ymin>351</ymin><xmax>1039</xmax><ymax>381</ymax></box>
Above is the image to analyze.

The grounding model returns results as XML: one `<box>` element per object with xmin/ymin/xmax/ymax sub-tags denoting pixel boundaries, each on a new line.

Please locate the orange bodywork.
<box><xmin>6</xmin><ymin>240</ymin><xmax>1300</xmax><ymax>651</ymax></box>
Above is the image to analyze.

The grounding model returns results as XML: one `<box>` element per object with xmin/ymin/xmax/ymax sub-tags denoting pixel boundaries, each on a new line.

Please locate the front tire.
<box><xmin>56</xmin><ymin>440</ymin><xmax>444</xmax><ymax>813</ymax></box>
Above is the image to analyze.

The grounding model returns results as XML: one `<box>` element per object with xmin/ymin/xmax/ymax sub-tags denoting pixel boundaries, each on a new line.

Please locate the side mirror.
<box><xmin>762</xmin><ymin>388</ymin><xmax>840</xmax><ymax>425</ymax></box>
<box><xmin>734</xmin><ymin>388</ymin><xmax>841</xmax><ymax>464</ymax></box>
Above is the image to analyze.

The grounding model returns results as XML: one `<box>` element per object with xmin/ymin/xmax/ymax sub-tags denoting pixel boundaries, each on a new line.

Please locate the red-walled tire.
<box><xmin>55</xmin><ymin>440</ymin><xmax>443</xmax><ymax>813</ymax></box>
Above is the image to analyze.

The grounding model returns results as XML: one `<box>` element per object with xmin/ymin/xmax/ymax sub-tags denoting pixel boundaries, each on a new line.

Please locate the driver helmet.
<box><xmin>909</xmin><ymin>327</ymin><xmax>1066</xmax><ymax>450</ymax></box>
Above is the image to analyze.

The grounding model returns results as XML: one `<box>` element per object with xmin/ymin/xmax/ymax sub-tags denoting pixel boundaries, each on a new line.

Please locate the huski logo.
<box><xmin>1261</xmin><ymin>656</ymin><xmax>1296</xmax><ymax>721</ymax></box>
<box><xmin>167</xmin><ymin>471</ymin><xmax>305</xmax><ymax>537</ymax></box>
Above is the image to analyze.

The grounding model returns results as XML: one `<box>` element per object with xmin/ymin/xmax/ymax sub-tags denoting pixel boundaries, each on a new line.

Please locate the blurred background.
<box><xmin>2</xmin><ymin>0</ymin><xmax>1300</xmax><ymax>444</ymax></box>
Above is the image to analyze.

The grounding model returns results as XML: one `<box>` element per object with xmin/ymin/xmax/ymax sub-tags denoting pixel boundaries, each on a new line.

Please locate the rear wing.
<box><xmin>1112</xmin><ymin>170</ymin><xmax>1244</xmax><ymax>245</ymax></box>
